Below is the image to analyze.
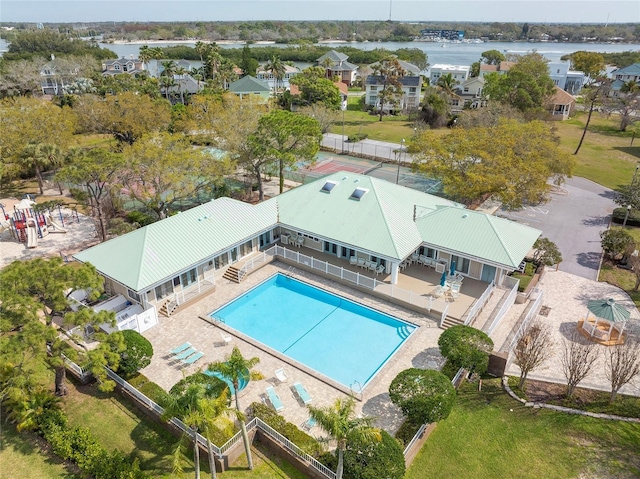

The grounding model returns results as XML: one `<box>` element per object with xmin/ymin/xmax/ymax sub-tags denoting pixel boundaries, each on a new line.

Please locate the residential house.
<box><xmin>40</xmin><ymin>56</ymin><xmax>81</xmax><ymax>95</ymax></box>
<box><xmin>547</xmin><ymin>61</ymin><xmax>585</xmax><ymax>95</ymax></box>
<box><xmin>609</xmin><ymin>63</ymin><xmax>640</xmax><ymax>97</ymax></box>
<box><xmin>74</xmin><ymin>171</ymin><xmax>540</xmax><ymax>328</ymax></box>
<box><xmin>452</xmin><ymin>77</ymin><xmax>486</xmax><ymax>112</ymax></box>
<box><xmin>316</xmin><ymin>50</ymin><xmax>359</xmax><ymax>86</ymax></box>
<box><xmin>102</xmin><ymin>56</ymin><xmax>145</xmax><ymax>76</ymax></box>
<box><xmin>428</xmin><ymin>64</ymin><xmax>470</xmax><ymax>85</ymax></box>
<box><xmin>365</xmin><ymin>75</ymin><xmax>422</xmax><ymax>113</ymax></box>
<box><xmin>227</xmin><ymin>75</ymin><xmax>271</xmax><ymax>102</ymax></box>
<box><xmin>478</xmin><ymin>61</ymin><xmax>516</xmax><ymax>78</ymax></box>
<box><xmin>548</xmin><ymin>85</ymin><xmax>575</xmax><ymax>120</ymax></box>
<box><xmin>256</xmin><ymin>64</ymin><xmax>300</xmax><ymax>91</ymax></box>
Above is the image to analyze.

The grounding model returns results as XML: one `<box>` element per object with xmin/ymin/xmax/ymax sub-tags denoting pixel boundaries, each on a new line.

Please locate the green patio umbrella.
<box><xmin>584</xmin><ymin>298</ymin><xmax>630</xmax><ymax>342</ymax></box>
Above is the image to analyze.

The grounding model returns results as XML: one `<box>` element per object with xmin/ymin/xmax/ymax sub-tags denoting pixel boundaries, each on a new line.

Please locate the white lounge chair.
<box><xmin>375</xmin><ymin>264</ymin><xmax>385</xmax><ymax>275</ymax></box>
<box><xmin>357</xmin><ymin>257</ymin><xmax>365</xmax><ymax>268</ymax></box>
<box><xmin>220</xmin><ymin>331</ymin><xmax>232</xmax><ymax>345</ymax></box>
<box><xmin>275</xmin><ymin>368</ymin><xmax>288</xmax><ymax>383</ymax></box>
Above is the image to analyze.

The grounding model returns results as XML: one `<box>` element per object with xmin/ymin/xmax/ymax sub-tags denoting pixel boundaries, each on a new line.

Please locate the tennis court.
<box><xmin>293</xmin><ymin>152</ymin><xmax>443</xmax><ymax>195</ymax></box>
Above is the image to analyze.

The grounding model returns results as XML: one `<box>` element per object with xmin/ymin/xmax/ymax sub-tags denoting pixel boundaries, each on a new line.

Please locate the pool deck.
<box><xmin>141</xmin><ymin>261</ymin><xmax>446</xmax><ymax>435</ymax></box>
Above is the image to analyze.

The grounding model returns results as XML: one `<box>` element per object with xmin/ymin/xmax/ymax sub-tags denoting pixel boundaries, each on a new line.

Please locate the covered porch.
<box><xmin>239</xmin><ymin>243</ymin><xmax>492</xmax><ymax>323</ymax></box>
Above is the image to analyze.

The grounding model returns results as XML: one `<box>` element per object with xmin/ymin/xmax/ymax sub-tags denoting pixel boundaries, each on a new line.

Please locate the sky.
<box><xmin>1</xmin><ymin>0</ymin><xmax>639</xmax><ymax>24</ymax></box>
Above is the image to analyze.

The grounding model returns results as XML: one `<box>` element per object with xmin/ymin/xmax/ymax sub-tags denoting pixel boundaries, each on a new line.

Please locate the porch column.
<box><xmin>390</xmin><ymin>261</ymin><xmax>400</xmax><ymax>285</ymax></box>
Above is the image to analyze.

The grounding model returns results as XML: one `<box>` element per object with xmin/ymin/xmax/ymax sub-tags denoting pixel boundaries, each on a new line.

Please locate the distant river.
<box><xmin>96</xmin><ymin>40</ymin><xmax>640</xmax><ymax>66</ymax></box>
<box><xmin>0</xmin><ymin>37</ymin><xmax>637</xmax><ymax>66</ymax></box>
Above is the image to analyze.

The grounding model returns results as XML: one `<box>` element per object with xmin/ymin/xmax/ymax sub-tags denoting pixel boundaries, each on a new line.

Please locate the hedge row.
<box><xmin>128</xmin><ymin>373</ymin><xmax>168</xmax><ymax>404</ymax></box>
<box><xmin>38</xmin><ymin>409</ymin><xmax>150</xmax><ymax>479</ymax></box>
<box><xmin>249</xmin><ymin>402</ymin><xmax>324</xmax><ymax>457</ymax></box>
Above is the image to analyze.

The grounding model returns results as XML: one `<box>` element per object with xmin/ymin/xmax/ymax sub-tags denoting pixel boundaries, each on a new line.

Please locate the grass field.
<box><xmin>61</xmin><ymin>381</ymin><xmax>307</xmax><ymax>478</ymax></box>
<box><xmin>405</xmin><ymin>379</ymin><xmax>640</xmax><ymax>479</ymax></box>
<box><xmin>598</xmin><ymin>225</ymin><xmax>640</xmax><ymax>307</ymax></box>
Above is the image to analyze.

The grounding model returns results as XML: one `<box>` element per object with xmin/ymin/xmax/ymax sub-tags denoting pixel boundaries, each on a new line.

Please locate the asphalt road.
<box><xmin>497</xmin><ymin>177</ymin><xmax>616</xmax><ymax>281</ymax></box>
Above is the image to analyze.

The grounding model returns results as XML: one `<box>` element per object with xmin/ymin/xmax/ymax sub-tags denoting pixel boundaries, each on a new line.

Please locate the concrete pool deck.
<box><xmin>140</xmin><ymin>261</ymin><xmax>445</xmax><ymax>434</ymax></box>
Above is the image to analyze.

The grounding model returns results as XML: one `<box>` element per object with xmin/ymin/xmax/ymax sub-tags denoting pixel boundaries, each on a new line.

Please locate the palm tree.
<box><xmin>37</xmin><ymin>143</ymin><xmax>64</xmax><ymax>194</ymax></box>
<box><xmin>18</xmin><ymin>143</ymin><xmax>61</xmax><ymax>195</ymax></box>
<box><xmin>174</xmin><ymin>66</ymin><xmax>188</xmax><ymax>104</ymax></box>
<box><xmin>207</xmin><ymin>347</ymin><xmax>263</xmax><ymax>470</ymax></box>
<box><xmin>139</xmin><ymin>45</ymin><xmax>153</xmax><ymax>73</ymax></box>
<box><xmin>5</xmin><ymin>385</ymin><xmax>61</xmax><ymax>432</ymax></box>
<box><xmin>159</xmin><ymin>75</ymin><xmax>177</xmax><ymax>101</ymax></box>
<box><xmin>308</xmin><ymin>397</ymin><xmax>381</xmax><ymax>479</ymax></box>
<box><xmin>265</xmin><ymin>55</ymin><xmax>286</xmax><ymax>98</ymax></box>
<box><xmin>436</xmin><ymin>73</ymin><xmax>459</xmax><ymax>98</ymax></box>
<box><xmin>194</xmin><ymin>41</ymin><xmax>211</xmax><ymax>81</ymax></box>
<box><xmin>149</xmin><ymin>47</ymin><xmax>164</xmax><ymax>77</ymax></box>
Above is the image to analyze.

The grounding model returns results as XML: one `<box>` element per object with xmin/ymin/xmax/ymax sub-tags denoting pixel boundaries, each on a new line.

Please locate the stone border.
<box><xmin>501</xmin><ymin>376</ymin><xmax>640</xmax><ymax>423</ymax></box>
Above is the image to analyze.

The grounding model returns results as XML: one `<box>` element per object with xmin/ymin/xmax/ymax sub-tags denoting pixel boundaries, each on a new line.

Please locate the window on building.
<box><xmin>214</xmin><ymin>253</ymin><xmax>229</xmax><ymax>269</ymax></box>
<box><xmin>370</xmin><ymin>86</ymin><xmax>378</xmax><ymax>91</ymax></box>
<box><xmin>463</xmin><ymin>87</ymin><xmax>469</xmax><ymax>93</ymax></box>
<box><xmin>127</xmin><ymin>289</ymin><xmax>141</xmax><ymax>303</ymax></box>
<box><xmin>155</xmin><ymin>280</ymin><xmax>174</xmax><ymax>300</ymax></box>
<box><xmin>409</xmin><ymin>87</ymin><xmax>416</xmax><ymax>93</ymax></box>
<box><xmin>180</xmin><ymin>268</ymin><xmax>197</xmax><ymax>287</ymax></box>
<box><xmin>450</xmin><ymin>255</ymin><xmax>470</xmax><ymax>274</ymax></box>
<box><xmin>239</xmin><ymin>240</ymin><xmax>253</xmax><ymax>257</ymax></box>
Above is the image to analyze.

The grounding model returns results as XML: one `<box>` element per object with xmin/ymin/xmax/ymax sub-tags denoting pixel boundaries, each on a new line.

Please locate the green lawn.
<box><xmin>406</xmin><ymin>379</ymin><xmax>640</xmax><ymax>479</ymax></box>
<box><xmin>598</xmin><ymin>225</ymin><xmax>640</xmax><ymax>308</ymax></box>
<box><xmin>61</xmin><ymin>381</ymin><xmax>307</xmax><ymax>478</ymax></box>
<box><xmin>0</xmin><ymin>423</ymin><xmax>78</xmax><ymax>479</ymax></box>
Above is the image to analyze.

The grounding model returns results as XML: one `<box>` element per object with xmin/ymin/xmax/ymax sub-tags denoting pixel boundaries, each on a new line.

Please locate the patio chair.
<box><xmin>293</xmin><ymin>382</ymin><xmax>312</xmax><ymax>405</ymax></box>
<box><xmin>375</xmin><ymin>264</ymin><xmax>385</xmax><ymax>275</ymax></box>
<box><xmin>169</xmin><ymin>342</ymin><xmax>192</xmax><ymax>355</ymax></box>
<box><xmin>275</xmin><ymin>368</ymin><xmax>288</xmax><ymax>383</ymax></box>
<box><xmin>349</xmin><ymin>256</ymin><xmax>358</xmax><ymax>266</ymax></box>
<box><xmin>295</xmin><ymin>236</ymin><xmax>304</xmax><ymax>248</ymax></box>
<box><xmin>172</xmin><ymin>347</ymin><xmax>197</xmax><ymax>361</ymax></box>
<box><xmin>220</xmin><ymin>331</ymin><xmax>232</xmax><ymax>346</ymax></box>
<box><xmin>368</xmin><ymin>261</ymin><xmax>377</xmax><ymax>271</ymax></box>
<box><xmin>266</xmin><ymin>386</ymin><xmax>284</xmax><ymax>412</ymax></box>
<box><xmin>301</xmin><ymin>416</ymin><xmax>316</xmax><ymax>432</ymax></box>
<box><xmin>357</xmin><ymin>257</ymin><xmax>366</xmax><ymax>268</ymax></box>
<box><xmin>181</xmin><ymin>351</ymin><xmax>204</xmax><ymax>366</ymax></box>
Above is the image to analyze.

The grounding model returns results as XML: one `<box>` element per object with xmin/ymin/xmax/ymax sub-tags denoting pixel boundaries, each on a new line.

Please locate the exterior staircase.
<box><xmin>223</xmin><ymin>266</ymin><xmax>246</xmax><ymax>284</ymax></box>
<box><xmin>159</xmin><ymin>299</ymin><xmax>178</xmax><ymax>317</ymax></box>
<box><xmin>440</xmin><ymin>316</ymin><xmax>464</xmax><ymax>330</ymax></box>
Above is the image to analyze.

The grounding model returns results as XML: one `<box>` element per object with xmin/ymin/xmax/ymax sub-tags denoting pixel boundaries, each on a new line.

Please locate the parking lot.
<box><xmin>497</xmin><ymin>177</ymin><xmax>616</xmax><ymax>280</ymax></box>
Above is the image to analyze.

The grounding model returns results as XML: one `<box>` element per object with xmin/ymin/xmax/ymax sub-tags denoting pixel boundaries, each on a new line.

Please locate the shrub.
<box><xmin>389</xmin><ymin>368</ymin><xmax>456</xmax><ymax>424</ymax></box>
<box><xmin>438</xmin><ymin>325</ymin><xmax>494</xmax><ymax>375</ymax></box>
<box><xmin>118</xmin><ymin>330</ymin><xmax>153</xmax><ymax>378</ymax></box>
<box><xmin>343</xmin><ymin>429</ymin><xmax>406</xmax><ymax>479</ymax></box>
<box><xmin>126</xmin><ymin>210</ymin><xmax>155</xmax><ymax>227</ymax></box>
<box><xmin>600</xmin><ymin>228</ymin><xmax>635</xmax><ymax>260</ymax></box>
<box><xmin>612</xmin><ymin>207</ymin><xmax>640</xmax><ymax>227</ymax></box>
<box><xmin>127</xmin><ymin>373</ymin><xmax>149</xmax><ymax>388</ymax></box>
<box><xmin>394</xmin><ymin>417</ymin><xmax>423</xmax><ymax>446</ymax></box>
<box><xmin>249</xmin><ymin>402</ymin><xmax>323</xmax><ymax>456</ymax></box>
<box><xmin>138</xmin><ymin>381</ymin><xmax>169</xmax><ymax>404</ymax></box>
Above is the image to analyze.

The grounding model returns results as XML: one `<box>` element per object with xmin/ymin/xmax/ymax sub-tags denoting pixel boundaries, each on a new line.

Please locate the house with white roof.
<box><xmin>428</xmin><ymin>64</ymin><xmax>470</xmax><ymax>85</ymax></box>
<box><xmin>256</xmin><ymin>64</ymin><xmax>300</xmax><ymax>91</ymax></box>
<box><xmin>74</xmin><ymin>172</ymin><xmax>541</xmax><ymax>330</ymax></box>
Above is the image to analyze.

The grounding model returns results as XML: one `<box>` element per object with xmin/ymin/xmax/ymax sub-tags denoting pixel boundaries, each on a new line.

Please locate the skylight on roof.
<box><xmin>321</xmin><ymin>180</ymin><xmax>339</xmax><ymax>193</ymax></box>
<box><xmin>350</xmin><ymin>187</ymin><xmax>369</xmax><ymax>201</ymax></box>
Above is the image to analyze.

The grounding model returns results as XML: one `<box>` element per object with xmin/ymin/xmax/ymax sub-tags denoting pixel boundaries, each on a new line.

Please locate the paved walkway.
<box><xmin>499</xmin><ymin>269</ymin><xmax>640</xmax><ymax>397</ymax></box>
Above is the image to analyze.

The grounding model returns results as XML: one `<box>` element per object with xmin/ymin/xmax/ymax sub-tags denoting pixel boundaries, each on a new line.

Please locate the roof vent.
<box><xmin>350</xmin><ymin>187</ymin><xmax>369</xmax><ymax>201</ymax></box>
<box><xmin>342</xmin><ymin>176</ymin><xmax>348</xmax><ymax>180</ymax></box>
<box><xmin>462</xmin><ymin>214</ymin><xmax>468</xmax><ymax>218</ymax></box>
<box><xmin>354</xmin><ymin>179</ymin><xmax>359</xmax><ymax>183</ymax></box>
<box><xmin>321</xmin><ymin>180</ymin><xmax>339</xmax><ymax>193</ymax></box>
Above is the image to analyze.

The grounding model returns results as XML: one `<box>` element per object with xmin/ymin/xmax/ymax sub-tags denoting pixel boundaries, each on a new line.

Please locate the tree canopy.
<box><xmin>371</xmin><ymin>57</ymin><xmax>407</xmax><ymax>121</ymax></box>
<box><xmin>483</xmin><ymin>52</ymin><xmax>555</xmax><ymax>114</ymax></box>
<box><xmin>343</xmin><ymin>429</ymin><xmax>406</xmax><ymax>479</ymax></box>
<box><xmin>289</xmin><ymin>66</ymin><xmax>342</xmax><ymax>109</ymax></box>
<box><xmin>388</xmin><ymin>368</ymin><xmax>456</xmax><ymax>424</ymax></box>
<box><xmin>437</xmin><ymin>325</ymin><xmax>494</xmax><ymax>375</ymax></box>
<box><xmin>411</xmin><ymin>119</ymin><xmax>574</xmax><ymax>208</ymax></box>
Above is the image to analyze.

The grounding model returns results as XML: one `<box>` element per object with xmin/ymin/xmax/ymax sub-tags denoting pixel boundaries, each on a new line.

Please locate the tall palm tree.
<box><xmin>308</xmin><ymin>397</ymin><xmax>381</xmax><ymax>479</ymax></box>
<box><xmin>194</xmin><ymin>41</ymin><xmax>211</xmax><ymax>81</ymax></box>
<box><xmin>37</xmin><ymin>143</ymin><xmax>64</xmax><ymax>194</ymax></box>
<box><xmin>159</xmin><ymin>75</ymin><xmax>177</xmax><ymax>101</ymax></box>
<box><xmin>149</xmin><ymin>46</ymin><xmax>164</xmax><ymax>77</ymax></box>
<box><xmin>139</xmin><ymin>45</ymin><xmax>153</xmax><ymax>73</ymax></box>
<box><xmin>207</xmin><ymin>347</ymin><xmax>263</xmax><ymax>470</ymax></box>
<box><xmin>18</xmin><ymin>143</ymin><xmax>61</xmax><ymax>195</ymax></box>
<box><xmin>265</xmin><ymin>55</ymin><xmax>286</xmax><ymax>98</ymax></box>
<box><xmin>174</xmin><ymin>66</ymin><xmax>188</xmax><ymax>104</ymax></box>
<box><xmin>436</xmin><ymin>73</ymin><xmax>459</xmax><ymax>98</ymax></box>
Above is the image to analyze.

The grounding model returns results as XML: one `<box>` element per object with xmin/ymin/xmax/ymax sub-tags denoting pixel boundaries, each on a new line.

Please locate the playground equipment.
<box><xmin>26</xmin><ymin>218</ymin><xmax>38</xmax><ymax>248</ymax></box>
<box><xmin>47</xmin><ymin>213</ymin><xmax>67</xmax><ymax>233</ymax></box>
<box><xmin>6</xmin><ymin>197</ymin><xmax>80</xmax><ymax>248</ymax></box>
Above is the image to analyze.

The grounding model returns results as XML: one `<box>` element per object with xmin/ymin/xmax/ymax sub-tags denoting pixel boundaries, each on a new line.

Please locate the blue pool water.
<box><xmin>204</xmin><ymin>366</ymin><xmax>249</xmax><ymax>395</ymax></box>
<box><xmin>209</xmin><ymin>274</ymin><xmax>416</xmax><ymax>389</ymax></box>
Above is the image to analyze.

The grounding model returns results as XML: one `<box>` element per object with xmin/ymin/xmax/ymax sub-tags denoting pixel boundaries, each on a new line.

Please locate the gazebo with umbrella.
<box><xmin>578</xmin><ymin>298</ymin><xmax>629</xmax><ymax>345</ymax></box>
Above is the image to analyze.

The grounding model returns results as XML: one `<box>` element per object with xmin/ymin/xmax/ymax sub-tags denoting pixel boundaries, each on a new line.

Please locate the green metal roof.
<box><xmin>74</xmin><ymin>197</ymin><xmax>277</xmax><ymax>291</ymax></box>
<box><xmin>74</xmin><ymin>171</ymin><xmax>541</xmax><ymax>292</ymax></box>
<box><xmin>275</xmin><ymin>171</ymin><xmax>461</xmax><ymax>260</ymax></box>
<box><xmin>415</xmin><ymin>207</ymin><xmax>541</xmax><ymax>268</ymax></box>
<box><xmin>587</xmin><ymin>298</ymin><xmax>630</xmax><ymax>323</ymax></box>
<box><xmin>228</xmin><ymin>75</ymin><xmax>270</xmax><ymax>93</ymax></box>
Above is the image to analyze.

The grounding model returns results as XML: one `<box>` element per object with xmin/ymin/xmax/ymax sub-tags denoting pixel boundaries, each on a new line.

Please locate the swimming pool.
<box><xmin>209</xmin><ymin>274</ymin><xmax>416</xmax><ymax>390</ymax></box>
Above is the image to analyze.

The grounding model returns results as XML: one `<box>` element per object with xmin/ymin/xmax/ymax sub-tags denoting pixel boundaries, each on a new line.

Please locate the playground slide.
<box><xmin>26</xmin><ymin>224</ymin><xmax>37</xmax><ymax>248</ymax></box>
<box><xmin>47</xmin><ymin>214</ymin><xmax>67</xmax><ymax>233</ymax></box>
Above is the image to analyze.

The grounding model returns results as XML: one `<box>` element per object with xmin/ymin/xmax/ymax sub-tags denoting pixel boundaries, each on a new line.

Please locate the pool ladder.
<box><xmin>284</xmin><ymin>266</ymin><xmax>296</xmax><ymax>278</ymax></box>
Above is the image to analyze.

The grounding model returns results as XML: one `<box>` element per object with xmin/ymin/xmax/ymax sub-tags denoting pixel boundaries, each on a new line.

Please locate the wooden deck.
<box><xmin>576</xmin><ymin>319</ymin><xmax>626</xmax><ymax>346</ymax></box>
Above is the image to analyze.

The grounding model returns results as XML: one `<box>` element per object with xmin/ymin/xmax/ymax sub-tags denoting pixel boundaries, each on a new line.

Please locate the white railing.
<box><xmin>239</xmin><ymin>250</ymin><xmax>275</xmax><ymax>277</ymax></box>
<box><xmin>485</xmin><ymin>278</ymin><xmax>520</xmax><ymax>337</ymax></box>
<box><xmin>506</xmin><ymin>291</ymin><xmax>545</xmax><ymax>353</ymax></box>
<box><xmin>462</xmin><ymin>282</ymin><xmax>495</xmax><ymax>326</ymax></box>
<box><xmin>254</xmin><ymin>418</ymin><xmax>337</xmax><ymax>479</ymax></box>
<box><xmin>271</xmin><ymin>245</ymin><xmax>449</xmax><ymax>317</ymax></box>
<box><xmin>103</xmin><ymin>368</ymin><xmax>336</xmax><ymax>478</ymax></box>
<box><xmin>61</xmin><ymin>353</ymin><xmax>91</xmax><ymax>380</ymax></box>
